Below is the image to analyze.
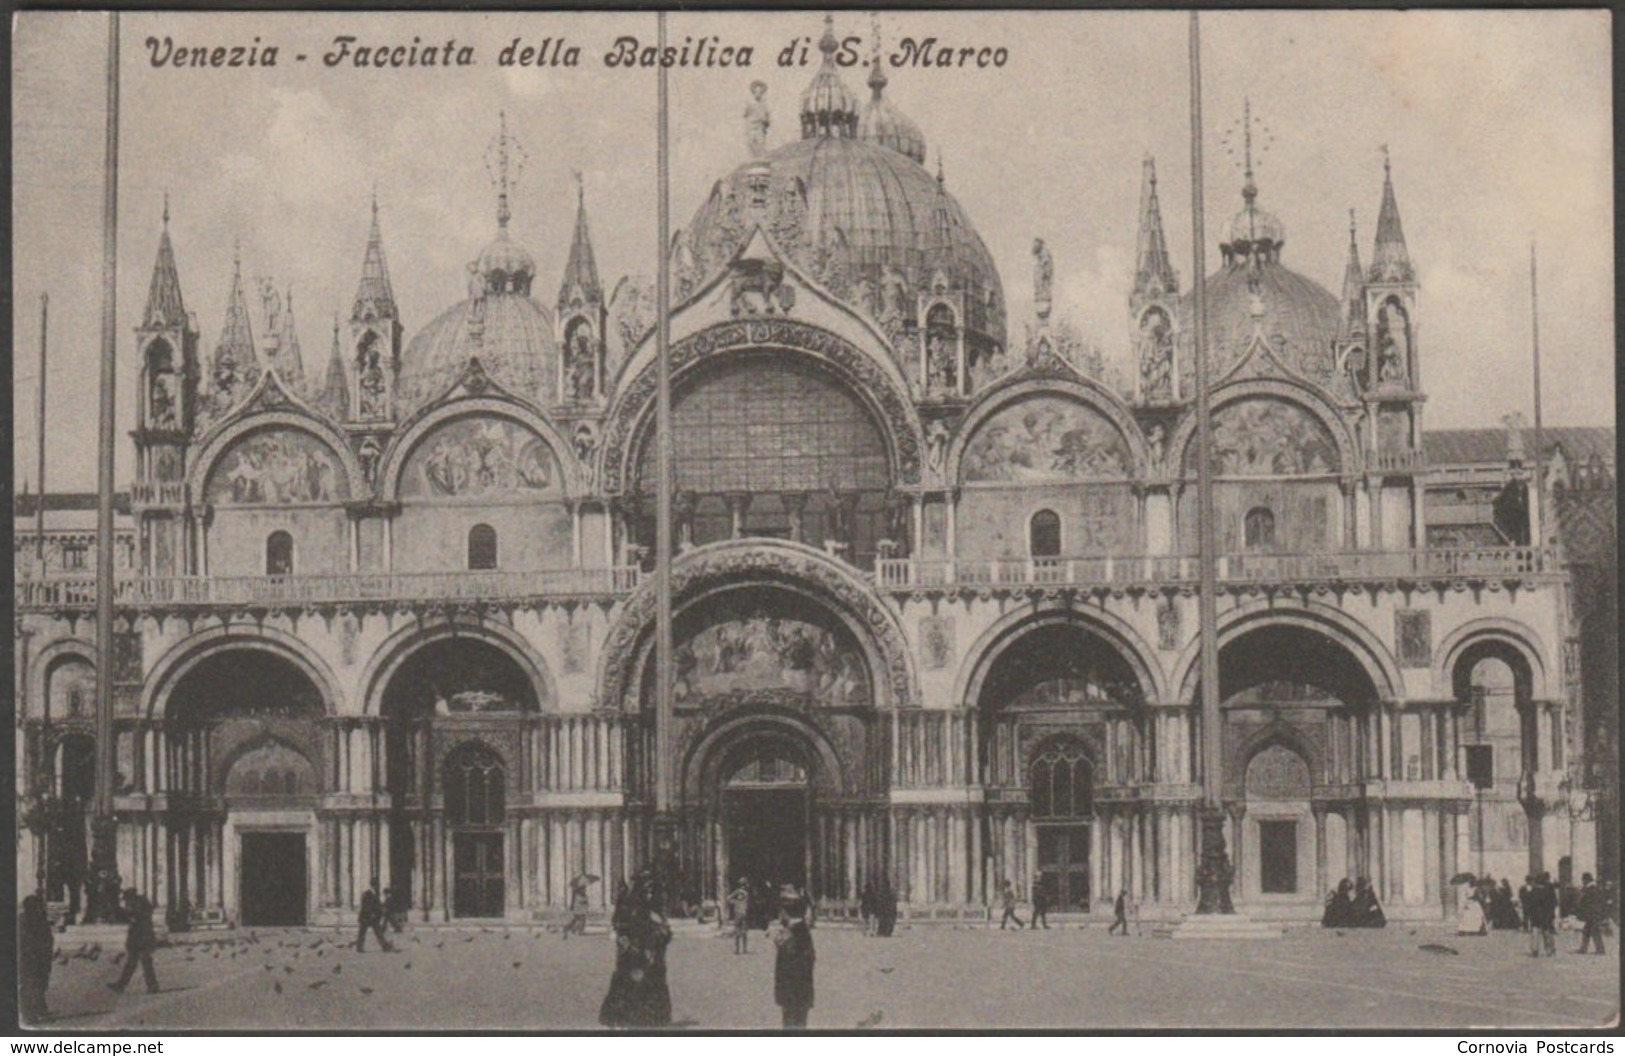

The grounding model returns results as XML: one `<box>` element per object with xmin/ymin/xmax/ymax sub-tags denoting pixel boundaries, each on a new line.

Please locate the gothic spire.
<box><xmin>558</xmin><ymin>173</ymin><xmax>603</xmax><ymax>313</ymax></box>
<box><xmin>1368</xmin><ymin>147</ymin><xmax>1414</xmax><ymax>283</ymax></box>
<box><xmin>278</xmin><ymin>287</ymin><xmax>306</xmax><ymax>390</ymax></box>
<box><xmin>142</xmin><ymin>197</ymin><xmax>187</xmax><ymax>330</ymax></box>
<box><xmin>1340</xmin><ymin>209</ymin><xmax>1366</xmax><ymax>339</ymax></box>
<box><xmin>1133</xmin><ymin>154</ymin><xmax>1179</xmax><ymax>299</ymax></box>
<box><xmin>319</xmin><ymin>310</ymin><xmax>348</xmax><ymax>418</ymax></box>
<box><xmin>352</xmin><ymin>190</ymin><xmax>398</xmax><ymax>322</ymax></box>
<box><xmin>212</xmin><ymin>245</ymin><xmax>259</xmax><ymax>393</ymax></box>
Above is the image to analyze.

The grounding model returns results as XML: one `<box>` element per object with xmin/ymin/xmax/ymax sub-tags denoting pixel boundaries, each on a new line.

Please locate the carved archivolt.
<box><xmin>599</xmin><ymin>319</ymin><xmax>923</xmax><ymax>493</ymax></box>
<box><xmin>596</xmin><ymin>540</ymin><xmax>918</xmax><ymax>712</ymax></box>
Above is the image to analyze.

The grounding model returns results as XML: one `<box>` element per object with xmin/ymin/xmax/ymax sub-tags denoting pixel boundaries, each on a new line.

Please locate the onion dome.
<box><xmin>397</xmin><ymin>294</ymin><xmax>559</xmax><ymax>413</ymax></box>
<box><xmin>858</xmin><ymin>58</ymin><xmax>927</xmax><ymax>165</ymax></box>
<box><xmin>685</xmin><ymin>16</ymin><xmax>1004</xmax><ymax>350</ymax></box>
<box><xmin>395</xmin><ymin>137</ymin><xmax>559</xmax><ymax>415</ymax></box>
<box><xmin>800</xmin><ymin>15</ymin><xmax>860</xmax><ymax>139</ymax></box>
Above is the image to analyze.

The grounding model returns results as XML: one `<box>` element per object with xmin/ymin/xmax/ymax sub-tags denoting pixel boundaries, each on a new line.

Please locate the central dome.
<box><xmin>680</xmin><ymin>17</ymin><xmax>1005</xmax><ymax>353</ymax></box>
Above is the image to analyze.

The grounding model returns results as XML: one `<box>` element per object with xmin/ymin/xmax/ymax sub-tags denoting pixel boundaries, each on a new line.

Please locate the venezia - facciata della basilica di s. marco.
<box><xmin>16</xmin><ymin>17</ymin><xmax>1610</xmax><ymax>932</ymax></box>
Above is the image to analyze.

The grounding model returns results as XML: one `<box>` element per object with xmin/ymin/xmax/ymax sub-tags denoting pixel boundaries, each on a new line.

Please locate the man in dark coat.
<box><xmin>20</xmin><ymin>895</ymin><xmax>55</xmax><ymax>1022</ymax></box>
<box><xmin>1030</xmin><ymin>882</ymin><xmax>1051</xmax><ymax>930</ymax></box>
<box><xmin>107</xmin><ymin>889</ymin><xmax>160</xmax><ymax>994</ymax></box>
<box><xmin>1518</xmin><ymin>875</ymin><xmax>1537</xmax><ymax>933</ymax></box>
<box><xmin>1108</xmin><ymin>888</ymin><xmax>1131</xmax><ymax>935</ymax></box>
<box><xmin>357</xmin><ymin>880</ymin><xmax>392</xmax><ymax>952</ymax></box>
<box><xmin>1576</xmin><ymin>873</ymin><xmax>1606</xmax><ymax>954</ymax></box>
<box><xmin>1528</xmin><ymin>872</ymin><xmax>1558</xmax><ymax>956</ymax></box>
<box><xmin>773</xmin><ymin>887</ymin><xmax>816</xmax><ymax>1029</ymax></box>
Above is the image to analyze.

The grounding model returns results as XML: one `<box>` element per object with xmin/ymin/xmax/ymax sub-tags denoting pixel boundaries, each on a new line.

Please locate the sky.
<box><xmin>12</xmin><ymin>9</ymin><xmax>1614</xmax><ymax>492</ymax></box>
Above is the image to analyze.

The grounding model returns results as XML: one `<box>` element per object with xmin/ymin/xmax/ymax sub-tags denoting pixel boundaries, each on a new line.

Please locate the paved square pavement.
<box><xmin>26</xmin><ymin>920</ymin><xmax>1619</xmax><ymax>1031</ymax></box>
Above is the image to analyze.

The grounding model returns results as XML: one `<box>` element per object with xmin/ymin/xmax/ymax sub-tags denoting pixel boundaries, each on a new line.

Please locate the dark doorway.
<box><xmin>1037</xmin><ymin>825</ymin><xmax>1091</xmax><ymax>911</ymax></box>
<box><xmin>453</xmin><ymin>832</ymin><xmax>505</xmax><ymax>918</ymax></box>
<box><xmin>1259</xmin><ymin>820</ymin><xmax>1299</xmax><ymax>894</ymax></box>
<box><xmin>240</xmin><ymin>832</ymin><xmax>307</xmax><ymax>926</ymax></box>
<box><xmin>725</xmin><ymin>788</ymin><xmax>807</xmax><ymax>894</ymax></box>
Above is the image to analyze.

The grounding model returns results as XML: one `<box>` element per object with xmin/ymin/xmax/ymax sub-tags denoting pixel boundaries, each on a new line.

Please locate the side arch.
<box><xmin>1169</xmin><ymin>597</ymin><xmax>1404</xmax><ymax>704</ymax></box>
<box><xmin>949</xmin><ymin>376</ymin><xmax>1151</xmax><ymax>482</ymax></box>
<box><xmin>188</xmin><ymin>410</ymin><xmax>363</xmax><ymax>503</ymax></box>
<box><xmin>359</xmin><ymin>618</ymin><xmax>557</xmax><ymax>717</ymax></box>
<box><xmin>31</xmin><ymin>638</ymin><xmax>98</xmax><ymax>716</ymax></box>
<box><xmin>143</xmin><ymin>625</ymin><xmax>345</xmax><ymax>719</ymax></box>
<box><xmin>1433</xmin><ymin>617</ymin><xmax>1551</xmax><ymax>700</ymax></box>
<box><xmin>955</xmin><ymin>600</ymin><xmax>1166</xmax><ymax>708</ymax></box>
<box><xmin>1167</xmin><ymin>377</ymin><xmax>1359</xmax><ymax>479</ymax></box>
<box><xmin>376</xmin><ymin>395</ymin><xmax>585</xmax><ymax>501</ymax></box>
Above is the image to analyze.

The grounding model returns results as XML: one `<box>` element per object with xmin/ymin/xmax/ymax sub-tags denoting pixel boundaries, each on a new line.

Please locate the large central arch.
<box><xmin>598</xmin><ymin>319</ymin><xmax>925</xmax><ymax>494</ymax></box>
<box><xmin>597</xmin><ymin>538</ymin><xmax>919</xmax><ymax>712</ymax></box>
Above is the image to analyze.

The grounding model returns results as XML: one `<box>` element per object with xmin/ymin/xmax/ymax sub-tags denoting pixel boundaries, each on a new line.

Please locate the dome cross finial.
<box><xmin>820</xmin><ymin>12</ymin><xmax>838</xmax><ymax>58</ymax></box>
<box><xmin>484</xmin><ymin>110</ymin><xmax>529</xmax><ymax>231</ymax></box>
<box><xmin>868</xmin><ymin>12</ymin><xmax>887</xmax><ymax>94</ymax></box>
<box><xmin>162</xmin><ymin>189</ymin><xmax>170</xmax><ymax>229</ymax></box>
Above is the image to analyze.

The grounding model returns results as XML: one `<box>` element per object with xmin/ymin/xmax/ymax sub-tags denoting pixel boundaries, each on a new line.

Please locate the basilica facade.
<box><xmin>15</xmin><ymin>25</ymin><xmax>1593</xmax><ymax>928</ymax></box>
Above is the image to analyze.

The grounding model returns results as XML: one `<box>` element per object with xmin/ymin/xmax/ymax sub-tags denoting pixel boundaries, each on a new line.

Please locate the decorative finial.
<box><xmin>1382</xmin><ymin>143</ymin><xmax>1391</xmax><ymax>176</ymax></box>
<box><xmin>233</xmin><ymin>237</ymin><xmax>241</xmax><ymax>273</ymax></box>
<box><xmin>1145</xmin><ymin>153</ymin><xmax>1158</xmax><ymax>191</ymax></box>
<box><xmin>1349</xmin><ymin>207</ymin><xmax>1357</xmax><ymax>241</ymax></box>
<box><xmin>162</xmin><ymin>189</ymin><xmax>170</xmax><ymax>229</ymax></box>
<box><xmin>484</xmin><ymin>110</ymin><xmax>529</xmax><ymax>231</ymax></box>
<box><xmin>371</xmin><ymin>181</ymin><xmax>378</xmax><ymax>218</ymax></box>
<box><xmin>1241</xmin><ymin>97</ymin><xmax>1256</xmax><ymax>201</ymax></box>
<box><xmin>936</xmin><ymin>151</ymin><xmax>945</xmax><ymax>187</ymax></box>
<box><xmin>820</xmin><ymin>12</ymin><xmax>838</xmax><ymax>57</ymax></box>
<box><xmin>573</xmin><ymin>168</ymin><xmax>584</xmax><ymax>206</ymax></box>
<box><xmin>868</xmin><ymin>12</ymin><xmax>887</xmax><ymax>92</ymax></box>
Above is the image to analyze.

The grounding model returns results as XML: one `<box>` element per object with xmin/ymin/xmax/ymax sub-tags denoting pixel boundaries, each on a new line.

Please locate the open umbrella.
<box><xmin>1449</xmin><ymin>872</ymin><xmax>1478</xmax><ymax>885</ymax></box>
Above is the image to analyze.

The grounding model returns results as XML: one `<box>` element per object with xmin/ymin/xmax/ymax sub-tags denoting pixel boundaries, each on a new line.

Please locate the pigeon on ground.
<box><xmin>308</xmin><ymin>980</ymin><xmax>327</xmax><ymax>990</ymax></box>
<box><xmin>284</xmin><ymin>966</ymin><xmax>295</xmax><ymax>975</ymax></box>
<box><xmin>404</xmin><ymin>962</ymin><xmax>412</xmax><ymax>971</ymax></box>
<box><xmin>359</xmin><ymin>987</ymin><xmax>373</xmax><ymax>996</ymax></box>
<box><xmin>435</xmin><ymin>940</ymin><xmax>446</xmax><ymax>949</ymax></box>
<box><xmin>878</xmin><ymin>967</ymin><xmax>895</xmax><ymax>974</ymax></box>
<box><xmin>1419</xmin><ymin>943</ymin><xmax>1460</xmax><ymax>955</ymax></box>
<box><xmin>512</xmin><ymin>961</ymin><xmax>523</xmax><ymax>969</ymax></box>
<box><xmin>857</xmin><ymin>1011</ymin><xmax>885</xmax><ymax>1027</ymax></box>
<box><xmin>264</xmin><ymin>964</ymin><xmax>274</xmax><ymax>972</ymax></box>
<box><xmin>273</xmin><ymin>981</ymin><xmax>283</xmax><ymax>994</ymax></box>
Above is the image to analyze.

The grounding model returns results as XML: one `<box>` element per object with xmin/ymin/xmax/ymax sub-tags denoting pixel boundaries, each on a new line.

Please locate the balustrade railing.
<box><xmin>16</xmin><ymin>566</ymin><xmax>643</xmax><ymax>609</ymax></box>
<box><xmin>875</xmin><ymin>546</ymin><xmax>1553</xmax><ymax>590</ymax></box>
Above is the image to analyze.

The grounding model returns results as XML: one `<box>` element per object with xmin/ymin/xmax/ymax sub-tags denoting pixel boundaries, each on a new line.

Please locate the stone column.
<box><xmin>1312</xmin><ymin>805</ymin><xmax>1328</xmax><ymax>900</ymax></box>
<box><xmin>783</xmin><ymin>491</ymin><xmax>809</xmax><ymax>543</ymax></box>
<box><xmin>724</xmin><ymin>492</ymin><xmax>752</xmax><ymax>540</ymax></box>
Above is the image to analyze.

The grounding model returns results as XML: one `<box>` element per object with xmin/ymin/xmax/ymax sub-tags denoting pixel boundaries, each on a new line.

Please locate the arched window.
<box><xmin>1243</xmin><ymin>507</ymin><xmax>1276</xmax><ymax>551</ymax></box>
<box><xmin>467</xmin><ymin>524</ymin><xmax>498</xmax><ymax>571</ymax></box>
<box><xmin>445</xmin><ymin>745</ymin><xmax>505</xmax><ymax>827</ymax></box>
<box><xmin>1029</xmin><ymin>740</ymin><xmax>1093</xmax><ymax>818</ymax></box>
<box><xmin>266</xmin><ymin>531</ymin><xmax>294</xmax><ymax>575</ymax></box>
<box><xmin>1030</xmin><ymin>509</ymin><xmax>1062</xmax><ymax>558</ymax></box>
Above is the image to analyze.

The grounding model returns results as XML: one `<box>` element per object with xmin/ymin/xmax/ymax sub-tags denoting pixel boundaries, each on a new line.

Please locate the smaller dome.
<box><xmin>800</xmin><ymin>16</ymin><xmax>859</xmax><ymax>139</ymax></box>
<box><xmin>858</xmin><ymin>66</ymin><xmax>927</xmax><ymax>165</ymax></box>
<box><xmin>477</xmin><ymin>229</ymin><xmax>536</xmax><ymax>295</ymax></box>
<box><xmin>1220</xmin><ymin>177</ymin><xmax>1285</xmax><ymax>264</ymax></box>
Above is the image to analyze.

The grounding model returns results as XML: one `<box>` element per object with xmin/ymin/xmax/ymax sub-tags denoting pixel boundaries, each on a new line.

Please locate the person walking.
<box><xmin>859</xmin><ymin>881</ymin><xmax>876</xmax><ymax>937</ymax></box>
<box><xmin>1528</xmin><ymin>872</ymin><xmax>1558</xmax><ymax>957</ymax></box>
<box><xmin>998</xmin><ymin>879</ymin><xmax>1025</xmax><ymax>930</ymax></box>
<box><xmin>1518</xmin><ymin>875</ymin><xmax>1537</xmax><ymax>932</ymax></box>
<box><xmin>728</xmin><ymin>877</ymin><xmax>752</xmax><ymax>954</ymax></box>
<box><xmin>1576</xmin><ymin>873</ymin><xmax>1607</xmax><ymax>954</ymax></box>
<box><xmin>19</xmin><ymin>895</ymin><xmax>55</xmax><ymax>1022</ymax></box>
<box><xmin>356</xmin><ymin>880</ymin><xmax>392</xmax><ymax>952</ymax></box>
<box><xmin>1107</xmin><ymin>888</ymin><xmax>1131</xmax><ymax>936</ymax></box>
<box><xmin>107</xmin><ymin>889</ymin><xmax>160</xmax><ymax>995</ymax></box>
<box><xmin>773</xmin><ymin>886</ymin><xmax>816</xmax><ymax>1029</ymax></box>
<box><xmin>1030</xmin><ymin>883</ymin><xmax>1051</xmax><ymax>930</ymax></box>
<box><xmin>565</xmin><ymin>873</ymin><xmax>593</xmax><ymax>940</ymax></box>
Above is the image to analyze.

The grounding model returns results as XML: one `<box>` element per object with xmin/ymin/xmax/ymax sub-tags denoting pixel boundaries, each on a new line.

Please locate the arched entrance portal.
<box><xmin>166</xmin><ymin>649</ymin><xmax>325</xmax><ymax>926</ymax></box>
<box><xmin>379</xmin><ymin>636</ymin><xmax>540</xmax><ymax>921</ymax></box>
<box><xmin>720</xmin><ymin>735</ymin><xmax>812</xmax><ymax>909</ymax></box>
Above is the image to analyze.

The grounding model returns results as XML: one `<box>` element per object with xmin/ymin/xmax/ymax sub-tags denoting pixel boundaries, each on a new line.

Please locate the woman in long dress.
<box><xmin>772</xmin><ymin>887</ymin><xmax>816</xmax><ymax>1029</ymax></box>
<box><xmin>599</xmin><ymin>876</ymin><xmax>673</xmax><ymax>1029</ymax></box>
<box><xmin>1457</xmin><ymin>890</ymin><xmax>1488</xmax><ymax>935</ymax></box>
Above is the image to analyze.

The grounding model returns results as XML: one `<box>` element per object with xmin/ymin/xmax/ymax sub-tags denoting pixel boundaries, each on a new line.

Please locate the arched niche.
<box><xmin>1244</xmin><ymin>742</ymin><xmax>1312</xmax><ymax>800</ymax></box>
<box><xmin>955</xmin><ymin>390</ymin><xmax>1141</xmax><ymax>560</ymax></box>
<box><xmin>960</xmin><ymin>394</ymin><xmax>1135</xmax><ymax>483</ymax></box>
<box><xmin>224</xmin><ymin>738</ymin><xmax>318</xmax><ymax>799</ymax></box>
<box><xmin>1181</xmin><ymin>395</ymin><xmax>1342</xmax><ymax>478</ymax></box>
<box><xmin>650</xmin><ymin>584</ymin><xmax>874</xmax><ymax>712</ymax></box>
<box><xmin>398</xmin><ymin>416</ymin><xmax>562</xmax><ymax>501</ymax></box>
<box><xmin>202</xmin><ymin>426</ymin><xmax>352</xmax><ymax>506</ymax></box>
<box><xmin>380</xmin><ymin>638</ymin><xmax>545</xmax><ymax>719</ymax></box>
<box><xmin>46</xmin><ymin>654</ymin><xmax>96</xmax><ymax>720</ymax></box>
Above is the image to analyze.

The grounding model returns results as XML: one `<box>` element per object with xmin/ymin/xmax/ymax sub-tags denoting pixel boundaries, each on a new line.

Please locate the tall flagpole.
<box><xmin>1529</xmin><ymin>242</ymin><xmax>1544</xmax><ymax>549</ymax></box>
<box><xmin>92</xmin><ymin>9</ymin><xmax>121</xmax><ymax>915</ymax></box>
<box><xmin>36</xmin><ymin>293</ymin><xmax>49</xmax><ymax>568</ymax></box>
<box><xmin>652</xmin><ymin>10</ymin><xmax>677</xmax><ymax>875</ymax></box>
<box><xmin>1189</xmin><ymin>10</ymin><xmax>1232</xmax><ymax>914</ymax></box>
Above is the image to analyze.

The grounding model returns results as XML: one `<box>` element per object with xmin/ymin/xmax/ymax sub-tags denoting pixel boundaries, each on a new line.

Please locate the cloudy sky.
<box><xmin>13</xmin><ymin>10</ymin><xmax>1613</xmax><ymax>491</ymax></box>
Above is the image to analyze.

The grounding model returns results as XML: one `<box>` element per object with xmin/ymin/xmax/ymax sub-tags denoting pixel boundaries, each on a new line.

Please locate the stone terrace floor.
<box><xmin>28</xmin><ymin>919</ymin><xmax>1620</xmax><ymax>1032</ymax></box>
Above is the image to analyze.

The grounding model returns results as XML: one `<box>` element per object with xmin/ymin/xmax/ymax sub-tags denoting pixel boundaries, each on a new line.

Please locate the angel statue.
<box><xmin>744</xmin><ymin>81</ymin><xmax>771</xmax><ymax>158</ymax></box>
<box><xmin>1032</xmin><ymin>238</ymin><xmax>1054</xmax><ymax>321</ymax></box>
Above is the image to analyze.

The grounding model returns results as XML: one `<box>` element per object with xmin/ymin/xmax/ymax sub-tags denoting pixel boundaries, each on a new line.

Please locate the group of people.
<box><xmin>858</xmin><ymin>879</ymin><xmax>900</xmax><ymax>937</ymax></box>
<box><xmin>1457</xmin><ymin>871</ymin><xmax>1610</xmax><ymax>956</ymax></box>
<box><xmin>1320</xmin><ymin>877</ymin><xmax>1388</xmax><ymax>929</ymax></box>
<box><xmin>18</xmin><ymin>886</ymin><xmax>163</xmax><ymax>1023</ymax></box>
